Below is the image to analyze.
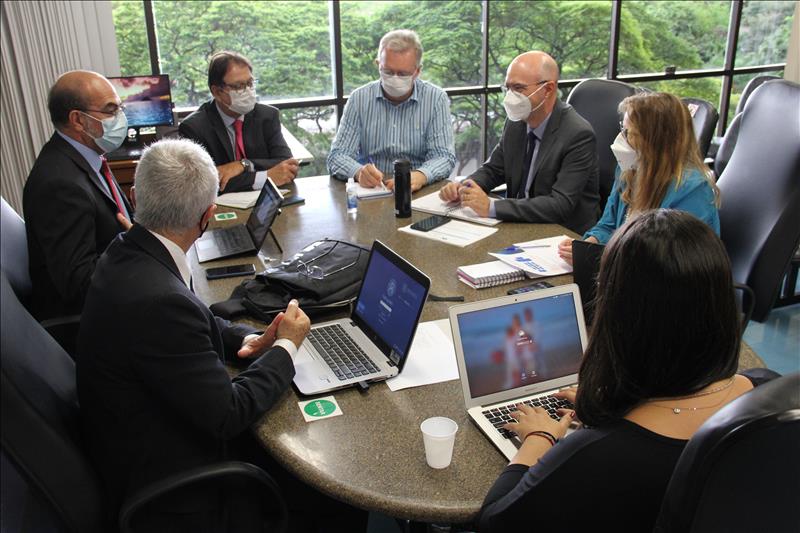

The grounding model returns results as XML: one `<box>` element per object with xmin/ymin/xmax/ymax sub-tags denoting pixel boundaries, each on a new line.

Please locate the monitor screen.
<box><xmin>354</xmin><ymin>247</ymin><xmax>428</xmax><ymax>363</ymax></box>
<box><xmin>108</xmin><ymin>75</ymin><xmax>174</xmax><ymax>127</ymax></box>
<box><xmin>457</xmin><ymin>292</ymin><xmax>583</xmax><ymax>398</ymax></box>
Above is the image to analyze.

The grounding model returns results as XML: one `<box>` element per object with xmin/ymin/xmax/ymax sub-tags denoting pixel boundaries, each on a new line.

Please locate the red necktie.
<box><xmin>100</xmin><ymin>158</ymin><xmax>126</xmax><ymax>215</ymax></box>
<box><xmin>233</xmin><ymin>119</ymin><xmax>247</xmax><ymax>160</ymax></box>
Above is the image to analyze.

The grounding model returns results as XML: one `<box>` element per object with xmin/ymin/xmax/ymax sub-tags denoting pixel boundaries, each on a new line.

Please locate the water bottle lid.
<box><xmin>393</xmin><ymin>159</ymin><xmax>411</xmax><ymax>173</ymax></box>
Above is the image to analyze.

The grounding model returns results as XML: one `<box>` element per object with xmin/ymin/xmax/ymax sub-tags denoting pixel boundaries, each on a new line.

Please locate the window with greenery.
<box><xmin>112</xmin><ymin>0</ymin><xmax>793</xmax><ymax>169</ymax></box>
<box><xmin>488</xmin><ymin>1</ymin><xmax>613</xmax><ymax>84</ymax></box>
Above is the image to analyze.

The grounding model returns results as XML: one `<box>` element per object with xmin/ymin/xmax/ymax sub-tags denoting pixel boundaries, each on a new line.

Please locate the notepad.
<box><xmin>356</xmin><ymin>182</ymin><xmax>392</xmax><ymax>199</ymax></box>
<box><xmin>489</xmin><ymin>235</ymin><xmax>573</xmax><ymax>278</ymax></box>
<box><xmin>411</xmin><ymin>192</ymin><xmax>501</xmax><ymax>226</ymax></box>
<box><xmin>457</xmin><ymin>260</ymin><xmax>526</xmax><ymax>289</ymax></box>
<box><xmin>215</xmin><ymin>190</ymin><xmax>261</xmax><ymax>209</ymax></box>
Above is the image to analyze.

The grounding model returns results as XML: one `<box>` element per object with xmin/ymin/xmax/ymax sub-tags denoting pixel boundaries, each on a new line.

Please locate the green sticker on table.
<box><xmin>304</xmin><ymin>399</ymin><xmax>337</xmax><ymax>417</ymax></box>
<box><xmin>214</xmin><ymin>212</ymin><xmax>237</xmax><ymax>221</ymax></box>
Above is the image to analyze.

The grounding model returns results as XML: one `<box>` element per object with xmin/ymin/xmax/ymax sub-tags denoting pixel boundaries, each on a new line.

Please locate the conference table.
<box><xmin>190</xmin><ymin>175</ymin><xmax>762</xmax><ymax>526</ymax></box>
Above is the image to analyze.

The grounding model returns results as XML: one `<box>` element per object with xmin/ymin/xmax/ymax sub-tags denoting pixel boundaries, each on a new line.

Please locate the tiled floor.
<box><xmin>743</xmin><ymin>302</ymin><xmax>800</xmax><ymax>376</ymax></box>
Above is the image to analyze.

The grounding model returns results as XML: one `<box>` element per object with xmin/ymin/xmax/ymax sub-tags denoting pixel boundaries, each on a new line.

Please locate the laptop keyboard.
<box><xmin>482</xmin><ymin>395</ymin><xmax>575</xmax><ymax>440</ymax></box>
<box><xmin>216</xmin><ymin>226</ymin><xmax>251</xmax><ymax>255</ymax></box>
<box><xmin>307</xmin><ymin>324</ymin><xmax>380</xmax><ymax>381</ymax></box>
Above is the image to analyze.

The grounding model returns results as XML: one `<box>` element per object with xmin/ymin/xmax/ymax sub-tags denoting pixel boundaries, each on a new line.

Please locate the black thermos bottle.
<box><xmin>394</xmin><ymin>159</ymin><xmax>412</xmax><ymax>218</ymax></box>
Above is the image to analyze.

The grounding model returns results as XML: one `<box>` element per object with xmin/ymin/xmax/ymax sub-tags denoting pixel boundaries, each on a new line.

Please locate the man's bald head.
<box><xmin>48</xmin><ymin>70</ymin><xmax>115</xmax><ymax>129</ymax></box>
<box><xmin>507</xmin><ymin>51</ymin><xmax>560</xmax><ymax>83</ymax></box>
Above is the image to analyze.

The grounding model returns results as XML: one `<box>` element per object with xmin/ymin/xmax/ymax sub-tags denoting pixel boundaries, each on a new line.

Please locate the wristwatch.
<box><xmin>240</xmin><ymin>158</ymin><xmax>254</xmax><ymax>173</ymax></box>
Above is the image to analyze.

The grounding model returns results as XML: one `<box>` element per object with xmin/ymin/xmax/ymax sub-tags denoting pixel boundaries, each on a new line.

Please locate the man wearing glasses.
<box><xmin>23</xmin><ymin>70</ymin><xmax>134</xmax><ymax>329</ymax></box>
<box><xmin>439</xmin><ymin>51</ymin><xmax>600</xmax><ymax>233</ymax></box>
<box><xmin>328</xmin><ymin>29</ymin><xmax>456</xmax><ymax>193</ymax></box>
<box><xmin>179</xmin><ymin>51</ymin><xmax>299</xmax><ymax>192</ymax></box>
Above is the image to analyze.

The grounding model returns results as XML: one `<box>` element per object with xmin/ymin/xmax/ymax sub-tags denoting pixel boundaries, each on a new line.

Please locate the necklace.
<box><xmin>646</xmin><ymin>377</ymin><xmax>736</xmax><ymax>415</ymax></box>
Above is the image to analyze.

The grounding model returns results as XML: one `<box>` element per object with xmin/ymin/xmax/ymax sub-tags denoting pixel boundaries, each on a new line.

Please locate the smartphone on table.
<box><xmin>507</xmin><ymin>281</ymin><xmax>553</xmax><ymax>295</ymax></box>
<box><xmin>205</xmin><ymin>264</ymin><xmax>256</xmax><ymax>280</ymax></box>
<box><xmin>410</xmin><ymin>215</ymin><xmax>450</xmax><ymax>232</ymax></box>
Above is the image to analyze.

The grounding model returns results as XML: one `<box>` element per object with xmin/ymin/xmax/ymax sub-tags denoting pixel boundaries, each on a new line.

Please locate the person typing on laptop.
<box><xmin>477</xmin><ymin>210</ymin><xmax>776</xmax><ymax>532</ymax></box>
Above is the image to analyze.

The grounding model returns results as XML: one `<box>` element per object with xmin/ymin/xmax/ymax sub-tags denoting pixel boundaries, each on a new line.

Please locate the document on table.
<box><xmin>356</xmin><ymin>181</ymin><xmax>392</xmax><ymax>199</ymax></box>
<box><xmin>411</xmin><ymin>191</ymin><xmax>501</xmax><ymax>226</ymax></box>
<box><xmin>399</xmin><ymin>219</ymin><xmax>498</xmax><ymax>247</ymax></box>
<box><xmin>488</xmin><ymin>235</ymin><xmax>573</xmax><ymax>277</ymax></box>
<box><xmin>387</xmin><ymin>319</ymin><xmax>459</xmax><ymax>391</ymax></box>
<box><xmin>216</xmin><ymin>190</ymin><xmax>260</xmax><ymax>209</ymax></box>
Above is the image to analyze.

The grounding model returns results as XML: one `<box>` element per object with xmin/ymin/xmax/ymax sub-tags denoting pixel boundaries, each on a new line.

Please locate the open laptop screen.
<box><xmin>246</xmin><ymin>180</ymin><xmax>282</xmax><ymax>247</ymax></box>
<box><xmin>457</xmin><ymin>292</ymin><xmax>583</xmax><ymax>398</ymax></box>
<box><xmin>353</xmin><ymin>244</ymin><xmax>429</xmax><ymax>365</ymax></box>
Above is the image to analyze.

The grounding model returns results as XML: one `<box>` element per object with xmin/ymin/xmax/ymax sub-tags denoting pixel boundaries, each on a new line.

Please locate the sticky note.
<box><xmin>214</xmin><ymin>212</ymin><xmax>237</xmax><ymax>221</ymax></box>
<box><xmin>298</xmin><ymin>396</ymin><xmax>343</xmax><ymax>422</ymax></box>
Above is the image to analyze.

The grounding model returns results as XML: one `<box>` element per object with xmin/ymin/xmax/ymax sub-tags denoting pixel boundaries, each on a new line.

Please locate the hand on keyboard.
<box><xmin>503</xmin><ymin>402</ymin><xmax>575</xmax><ymax>444</ymax></box>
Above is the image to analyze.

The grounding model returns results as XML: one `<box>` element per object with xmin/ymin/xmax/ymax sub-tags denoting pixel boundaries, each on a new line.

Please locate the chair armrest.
<box><xmin>734</xmin><ymin>283</ymin><xmax>755</xmax><ymax>332</ymax></box>
<box><xmin>118</xmin><ymin>461</ymin><xmax>287</xmax><ymax>533</ymax></box>
<box><xmin>40</xmin><ymin>314</ymin><xmax>80</xmax><ymax>329</ymax></box>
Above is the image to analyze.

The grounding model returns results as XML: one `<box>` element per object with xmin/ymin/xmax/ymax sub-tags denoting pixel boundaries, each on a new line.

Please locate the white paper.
<box><xmin>387</xmin><ymin>320</ymin><xmax>459</xmax><ymax>391</ymax></box>
<box><xmin>399</xmin><ymin>219</ymin><xmax>498</xmax><ymax>247</ymax></box>
<box><xmin>411</xmin><ymin>191</ymin><xmax>501</xmax><ymax>226</ymax></box>
<box><xmin>488</xmin><ymin>235</ymin><xmax>573</xmax><ymax>277</ymax></box>
<box><xmin>356</xmin><ymin>182</ymin><xmax>392</xmax><ymax>199</ymax></box>
<box><xmin>215</xmin><ymin>190</ymin><xmax>260</xmax><ymax>209</ymax></box>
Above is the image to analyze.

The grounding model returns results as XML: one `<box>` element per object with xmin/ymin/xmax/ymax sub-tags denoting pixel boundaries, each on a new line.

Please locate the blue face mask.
<box><xmin>81</xmin><ymin>111</ymin><xmax>128</xmax><ymax>153</ymax></box>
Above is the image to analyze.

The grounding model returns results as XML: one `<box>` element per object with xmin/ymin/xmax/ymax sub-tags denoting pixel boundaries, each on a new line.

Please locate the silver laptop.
<box><xmin>195</xmin><ymin>178</ymin><xmax>282</xmax><ymax>263</ymax></box>
<box><xmin>449</xmin><ymin>284</ymin><xmax>588</xmax><ymax>460</ymax></box>
<box><xmin>293</xmin><ymin>240</ymin><xmax>431</xmax><ymax>396</ymax></box>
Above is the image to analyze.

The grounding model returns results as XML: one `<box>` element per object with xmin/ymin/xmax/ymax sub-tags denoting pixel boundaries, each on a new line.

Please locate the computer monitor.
<box><xmin>108</xmin><ymin>74</ymin><xmax>174</xmax><ymax>128</ymax></box>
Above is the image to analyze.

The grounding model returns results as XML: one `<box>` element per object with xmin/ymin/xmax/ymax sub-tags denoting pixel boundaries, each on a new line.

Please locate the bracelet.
<box><xmin>523</xmin><ymin>430</ymin><xmax>558</xmax><ymax>446</ymax></box>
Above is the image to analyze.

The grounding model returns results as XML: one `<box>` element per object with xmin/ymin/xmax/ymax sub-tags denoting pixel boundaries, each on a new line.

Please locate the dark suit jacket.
<box><xmin>76</xmin><ymin>224</ymin><xmax>295</xmax><ymax>519</ymax></box>
<box><xmin>471</xmin><ymin>100</ymin><xmax>600</xmax><ymax>234</ymax></box>
<box><xmin>179</xmin><ymin>100</ymin><xmax>293</xmax><ymax>192</ymax></box>
<box><xmin>22</xmin><ymin>132</ymin><xmax>132</xmax><ymax>320</ymax></box>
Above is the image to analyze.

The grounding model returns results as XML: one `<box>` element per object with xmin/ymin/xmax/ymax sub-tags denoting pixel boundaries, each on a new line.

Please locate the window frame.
<box><xmin>134</xmin><ymin>0</ymin><xmax>787</xmax><ymax>162</ymax></box>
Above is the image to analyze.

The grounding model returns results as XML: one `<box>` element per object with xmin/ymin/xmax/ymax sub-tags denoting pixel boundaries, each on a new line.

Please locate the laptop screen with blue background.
<box><xmin>457</xmin><ymin>293</ymin><xmax>583</xmax><ymax>398</ymax></box>
<box><xmin>354</xmin><ymin>250</ymin><xmax>427</xmax><ymax>360</ymax></box>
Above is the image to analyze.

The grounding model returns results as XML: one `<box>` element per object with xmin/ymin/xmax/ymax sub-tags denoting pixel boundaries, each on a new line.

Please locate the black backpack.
<box><xmin>210</xmin><ymin>239</ymin><xmax>369</xmax><ymax>322</ymax></box>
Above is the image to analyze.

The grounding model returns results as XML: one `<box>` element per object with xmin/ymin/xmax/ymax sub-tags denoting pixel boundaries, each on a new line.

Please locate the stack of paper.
<box><xmin>215</xmin><ymin>190</ymin><xmax>261</xmax><ymax>209</ymax></box>
<box><xmin>399</xmin><ymin>219</ymin><xmax>498</xmax><ymax>247</ymax></box>
<box><xmin>488</xmin><ymin>235</ymin><xmax>573</xmax><ymax>278</ymax></box>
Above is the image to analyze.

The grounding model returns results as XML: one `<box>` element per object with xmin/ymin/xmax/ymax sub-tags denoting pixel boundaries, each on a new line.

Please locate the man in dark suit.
<box><xmin>23</xmin><ymin>70</ymin><xmax>133</xmax><ymax>322</ymax></box>
<box><xmin>440</xmin><ymin>51</ymin><xmax>600</xmax><ymax>234</ymax></box>
<box><xmin>179</xmin><ymin>51</ymin><xmax>299</xmax><ymax>193</ymax></box>
<box><xmin>77</xmin><ymin>138</ymin><xmax>311</xmax><ymax>529</ymax></box>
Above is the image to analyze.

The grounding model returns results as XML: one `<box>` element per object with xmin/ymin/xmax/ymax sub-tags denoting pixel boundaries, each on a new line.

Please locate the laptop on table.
<box><xmin>195</xmin><ymin>178</ymin><xmax>282</xmax><ymax>263</ymax></box>
<box><xmin>293</xmin><ymin>240</ymin><xmax>431</xmax><ymax>396</ymax></box>
<box><xmin>449</xmin><ymin>284</ymin><xmax>588</xmax><ymax>460</ymax></box>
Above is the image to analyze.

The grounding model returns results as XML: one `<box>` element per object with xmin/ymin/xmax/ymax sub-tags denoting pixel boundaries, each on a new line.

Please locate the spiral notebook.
<box><xmin>457</xmin><ymin>260</ymin><xmax>526</xmax><ymax>289</ymax></box>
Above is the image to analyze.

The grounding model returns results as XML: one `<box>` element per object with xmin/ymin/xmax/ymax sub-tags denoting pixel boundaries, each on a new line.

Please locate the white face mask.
<box><xmin>227</xmin><ymin>86</ymin><xmax>257</xmax><ymax>115</ymax></box>
<box><xmin>502</xmin><ymin>83</ymin><xmax>547</xmax><ymax>122</ymax></box>
<box><xmin>610</xmin><ymin>132</ymin><xmax>638</xmax><ymax>171</ymax></box>
<box><xmin>380</xmin><ymin>73</ymin><xmax>414</xmax><ymax>98</ymax></box>
<box><xmin>81</xmin><ymin>111</ymin><xmax>128</xmax><ymax>153</ymax></box>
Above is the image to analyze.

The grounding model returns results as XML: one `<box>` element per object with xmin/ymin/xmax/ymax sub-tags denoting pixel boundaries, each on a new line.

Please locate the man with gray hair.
<box><xmin>77</xmin><ymin>138</ymin><xmax>310</xmax><ymax>529</ymax></box>
<box><xmin>328</xmin><ymin>29</ymin><xmax>456</xmax><ymax>193</ymax></box>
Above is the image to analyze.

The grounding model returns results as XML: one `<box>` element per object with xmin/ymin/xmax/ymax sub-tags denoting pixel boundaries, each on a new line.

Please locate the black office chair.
<box><xmin>716</xmin><ymin>79</ymin><xmax>800</xmax><ymax>322</ymax></box>
<box><xmin>0</xmin><ymin>195</ymin><xmax>82</xmax><ymax>354</ymax></box>
<box><xmin>1</xmin><ymin>196</ymin><xmax>33</xmax><ymax>303</ymax></box>
<box><xmin>0</xmin><ymin>272</ymin><xmax>289</xmax><ymax>533</ymax></box>
<box><xmin>734</xmin><ymin>74</ymin><xmax>782</xmax><ymax>116</ymax></box>
<box><xmin>713</xmin><ymin>111</ymin><xmax>741</xmax><ymax>179</ymax></box>
<box><xmin>566</xmin><ymin>79</ymin><xmax>638</xmax><ymax>211</ymax></box>
<box><xmin>682</xmin><ymin>97</ymin><xmax>718</xmax><ymax>158</ymax></box>
<box><xmin>654</xmin><ymin>373</ymin><xmax>800</xmax><ymax>533</ymax></box>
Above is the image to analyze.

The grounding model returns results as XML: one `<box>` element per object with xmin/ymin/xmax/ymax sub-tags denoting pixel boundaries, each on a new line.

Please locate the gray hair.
<box><xmin>378</xmin><ymin>29</ymin><xmax>423</xmax><ymax>68</ymax></box>
<box><xmin>133</xmin><ymin>139</ymin><xmax>218</xmax><ymax>232</ymax></box>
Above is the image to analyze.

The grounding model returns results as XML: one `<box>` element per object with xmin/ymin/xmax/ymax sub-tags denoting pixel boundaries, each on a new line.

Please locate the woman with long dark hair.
<box><xmin>478</xmin><ymin>210</ymin><xmax>771</xmax><ymax>531</ymax></box>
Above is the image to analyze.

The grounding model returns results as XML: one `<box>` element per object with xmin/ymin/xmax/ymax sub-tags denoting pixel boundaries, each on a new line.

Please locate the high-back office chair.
<box><xmin>654</xmin><ymin>373</ymin><xmax>800</xmax><ymax>533</ymax></box>
<box><xmin>713</xmin><ymin>111</ymin><xmax>741</xmax><ymax>178</ymax></box>
<box><xmin>716</xmin><ymin>79</ymin><xmax>800</xmax><ymax>322</ymax></box>
<box><xmin>735</xmin><ymin>74</ymin><xmax>782</xmax><ymax>116</ymax></box>
<box><xmin>681</xmin><ymin>97</ymin><xmax>718</xmax><ymax>158</ymax></box>
<box><xmin>0</xmin><ymin>273</ymin><xmax>289</xmax><ymax>533</ymax></box>
<box><xmin>1</xmin><ymin>196</ymin><xmax>32</xmax><ymax>303</ymax></box>
<box><xmin>566</xmin><ymin>79</ymin><xmax>638</xmax><ymax>211</ymax></box>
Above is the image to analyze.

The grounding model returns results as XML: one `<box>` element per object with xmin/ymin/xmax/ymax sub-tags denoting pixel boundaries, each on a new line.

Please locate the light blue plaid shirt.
<box><xmin>327</xmin><ymin>78</ymin><xmax>456</xmax><ymax>183</ymax></box>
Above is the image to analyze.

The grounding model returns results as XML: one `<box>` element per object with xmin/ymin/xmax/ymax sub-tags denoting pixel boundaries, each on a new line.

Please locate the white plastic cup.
<box><xmin>420</xmin><ymin>417</ymin><xmax>459</xmax><ymax>469</ymax></box>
